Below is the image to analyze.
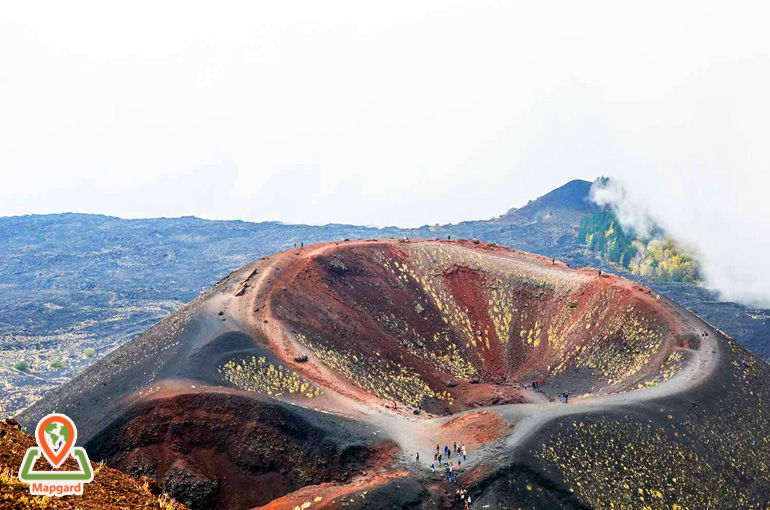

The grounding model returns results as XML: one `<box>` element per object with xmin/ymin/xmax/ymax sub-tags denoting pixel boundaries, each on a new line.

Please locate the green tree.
<box><xmin>578</xmin><ymin>211</ymin><xmax>698</xmax><ymax>282</ymax></box>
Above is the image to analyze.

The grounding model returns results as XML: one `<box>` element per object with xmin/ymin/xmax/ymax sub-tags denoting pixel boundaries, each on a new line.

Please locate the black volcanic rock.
<box><xmin>497</xmin><ymin>179</ymin><xmax>598</xmax><ymax>225</ymax></box>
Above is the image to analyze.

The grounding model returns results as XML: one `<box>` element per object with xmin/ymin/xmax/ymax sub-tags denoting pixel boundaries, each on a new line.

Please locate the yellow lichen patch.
<box><xmin>395</xmin><ymin>244</ymin><xmax>565</xmax><ymax>362</ymax></box>
<box><xmin>375</xmin><ymin>315</ymin><xmax>478</xmax><ymax>379</ymax></box>
<box><xmin>638</xmin><ymin>351</ymin><xmax>684</xmax><ymax>389</ymax></box>
<box><xmin>220</xmin><ymin>357</ymin><xmax>324</xmax><ymax>398</ymax></box>
<box><xmin>295</xmin><ymin>333</ymin><xmax>453</xmax><ymax>407</ymax></box>
<box><xmin>567</xmin><ymin>291</ymin><xmax>665</xmax><ymax>383</ymax></box>
<box><xmin>539</xmin><ymin>342</ymin><xmax>770</xmax><ymax>510</ymax></box>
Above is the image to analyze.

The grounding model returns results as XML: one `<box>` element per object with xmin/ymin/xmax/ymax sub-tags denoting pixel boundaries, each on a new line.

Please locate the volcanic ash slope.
<box><xmin>19</xmin><ymin>239</ymin><xmax>770</xmax><ymax>509</ymax></box>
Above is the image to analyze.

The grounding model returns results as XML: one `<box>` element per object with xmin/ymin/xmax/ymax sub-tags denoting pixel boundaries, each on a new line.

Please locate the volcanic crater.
<box><xmin>268</xmin><ymin>240</ymin><xmax>683</xmax><ymax>413</ymax></box>
<box><xmin>22</xmin><ymin>239</ymin><xmax>769</xmax><ymax>509</ymax></box>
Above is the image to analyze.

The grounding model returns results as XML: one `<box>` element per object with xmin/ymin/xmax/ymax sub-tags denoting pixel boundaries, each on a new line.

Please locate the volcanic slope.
<box><xmin>19</xmin><ymin>239</ymin><xmax>770</xmax><ymax>509</ymax></box>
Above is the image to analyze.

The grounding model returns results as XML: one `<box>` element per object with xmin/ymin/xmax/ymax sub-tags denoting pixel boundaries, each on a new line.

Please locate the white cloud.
<box><xmin>591</xmin><ymin>174</ymin><xmax>770</xmax><ymax>308</ymax></box>
<box><xmin>1</xmin><ymin>1</ymin><xmax>769</xmax><ymax>302</ymax></box>
<box><xmin>590</xmin><ymin>179</ymin><xmax>656</xmax><ymax>237</ymax></box>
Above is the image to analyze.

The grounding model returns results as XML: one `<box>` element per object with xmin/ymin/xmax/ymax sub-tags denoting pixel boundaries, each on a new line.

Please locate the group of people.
<box><xmin>456</xmin><ymin>489</ymin><xmax>472</xmax><ymax>509</ymax></box>
<box><xmin>435</xmin><ymin>442</ymin><xmax>467</xmax><ymax>462</ymax></box>
<box><xmin>427</xmin><ymin>443</ymin><xmax>467</xmax><ymax>484</ymax></box>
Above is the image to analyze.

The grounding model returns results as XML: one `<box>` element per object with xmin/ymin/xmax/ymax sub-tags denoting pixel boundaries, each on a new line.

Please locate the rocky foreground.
<box><xmin>0</xmin><ymin>419</ymin><xmax>188</xmax><ymax>509</ymax></box>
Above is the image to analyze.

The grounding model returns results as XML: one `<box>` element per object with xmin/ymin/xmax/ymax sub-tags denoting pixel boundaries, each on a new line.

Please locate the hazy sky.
<box><xmin>2</xmin><ymin>1</ymin><xmax>764</xmax><ymax>226</ymax></box>
<box><xmin>2</xmin><ymin>2</ymin><xmax>770</xmax><ymax>305</ymax></box>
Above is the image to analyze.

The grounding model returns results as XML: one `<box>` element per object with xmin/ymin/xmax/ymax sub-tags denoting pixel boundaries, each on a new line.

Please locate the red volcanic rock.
<box><xmin>271</xmin><ymin>239</ymin><xmax>685</xmax><ymax>411</ymax></box>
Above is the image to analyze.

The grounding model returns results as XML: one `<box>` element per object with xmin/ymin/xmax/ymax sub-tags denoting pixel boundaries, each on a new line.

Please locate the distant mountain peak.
<box><xmin>497</xmin><ymin>178</ymin><xmax>598</xmax><ymax>225</ymax></box>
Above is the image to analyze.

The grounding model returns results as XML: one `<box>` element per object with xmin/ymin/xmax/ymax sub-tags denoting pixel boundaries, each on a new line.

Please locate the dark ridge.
<box><xmin>86</xmin><ymin>392</ymin><xmax>386</xmax><ymax>510</ymax></box>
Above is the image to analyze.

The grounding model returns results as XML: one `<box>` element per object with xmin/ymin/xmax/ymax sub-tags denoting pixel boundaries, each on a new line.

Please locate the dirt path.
<box><xmin>225</xmin><ymin>239</ymin><xmax>722</xmax><ymax>502</ymax></box>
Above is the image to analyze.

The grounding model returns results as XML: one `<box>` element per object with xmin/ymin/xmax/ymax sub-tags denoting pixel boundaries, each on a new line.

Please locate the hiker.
<box><xmin>393</xmin><ymin>400</ymin><xmax>397</xmax><ymax>410</ymax></box>
<box><xmin>465</xmin><ymin>496</ymin><xmax>471</xmax><ymax>509</ymax></box>
<box><xmin>445</xmin><ymin>445</ymin><xmax>449</xmax><ymax>455</ymax></box>
<box><xmin>434</xmin><ymin>452</ymin><xmax>438</xmax><ymax>462</ymax></box>
<box><xmin>438</xmin><ymin>453</ymin><xmax>442</xmax><ymax>463</ymax></box>
<box><xmin>417</xmin><ymin>404</ymin><xmax>422</xmax><ymax>415</ymax></box>
<box><xmin>431</xmin><ymin>462</ymin><xmax>435</xmax><ymax>473</ymax></box>
<box><xmin>552</xmin><ymin>258</ymin><xmax>555</xmax><ymax>265</ymax></box>
<box><xmin>533</xmin><ymin>380</ymin><xmax>538</xmax><ymax>390</ymax></box>
<box><xmin>416</xmin><ymin>452</ymin><xmax>419</xmax><ymax>462</ymax></box>
<box><xmin>436</xmin><ymin>444</ymin><xmax>440</xmax><ymax>454</ymax></box>
<box><xmin>462</xmin><ymin>445</ymin><xmax>467</xmax><ymax>460</ymax></box>
<box><xmin>453</xmin><ymin>442</ymin><xmax>457</xmax><ymax>453</ymax></box>
<box><xmin>448</xmin><ymin>235</ymin><xmax>451</xmax><ymax>240</ymax></box>
<box><xmin>300</xmin><ymin>242</ymin><xmax>304</xmax><ymax>248</ymax></box>
<box><xmin>457</xmin><ymin>460</ymin><xmax>461</xmax><ymax>470</ymax></box>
